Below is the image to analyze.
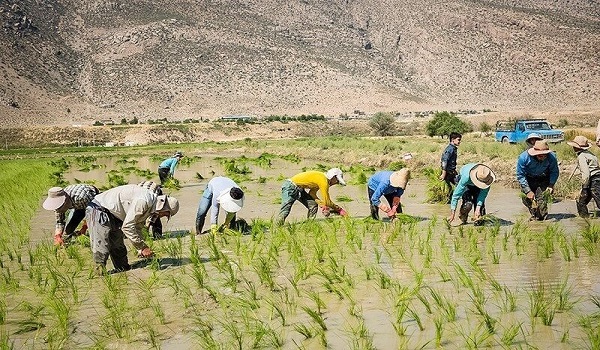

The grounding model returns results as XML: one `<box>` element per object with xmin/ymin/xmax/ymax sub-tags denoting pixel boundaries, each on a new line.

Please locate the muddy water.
<box><xmin>27</xmin><ymin>153</ymin><xmax>600</xmax><ymax>349</ymax></box>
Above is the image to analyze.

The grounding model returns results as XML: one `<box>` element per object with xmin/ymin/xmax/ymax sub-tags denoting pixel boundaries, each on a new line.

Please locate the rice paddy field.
<box><xmin>1</xmin><ymin>134</ymin><xmax>600</xmax><ymax>349</ymax></box>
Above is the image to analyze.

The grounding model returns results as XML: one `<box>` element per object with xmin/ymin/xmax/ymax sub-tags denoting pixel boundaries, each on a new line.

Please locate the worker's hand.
<box><xmin>388</xmin><ymin>205</ymin><xmax>398</xmax><ymax>218</ymax></box>
<box><xmin>210</xmin><ymin>224</ymin><xmax>219</xmax><ymax>234</ymax></box>
<box><xmin>439</xmin><ymin>174</ymin><xmax>445</xmax><ymax>181</ymax></box>
<box><xmin>77</xmin><ymin>223</ymin><xmax>88</xmax><ymax>236</ymax></box>
<box><xmin>53</xmin><ymin>233</ymin><xmax>64</xmax><ymax>246</ymax></box>
<box><xmin>546</xmin><ymin>187</ymin><xmax>554</xmax><ymax>195</ymax></box>
<box><xmin>321</xmin><ymin>206</ymin><xmax>331</xmax><ymax>217</ymax></box>
<box><xmin>392</xmin><ymin>197</ymin><xmax>401</xmax><ymax>207</ymax></box>
<box><xmin>526</xmin><ymin>191</ymin><xmax>535</xmax><ymax>200</ymax></box>
<box><xmin>138</xmin><ymin>247</ymin><xmax>154</xmax><ymax>258</ymax></box>
<box><xmin>338</xmin><ymin>208</ymin><xmax>348</xmax><ymax>217</ymax></box>
<box><xmin>448</xmin><ymin>211</ymin><xmax>455</xmax><ymax>223</ymax></box>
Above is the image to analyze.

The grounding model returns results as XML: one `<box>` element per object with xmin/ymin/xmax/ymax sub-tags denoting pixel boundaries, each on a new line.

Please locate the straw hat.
<box><xmin>527</xmin><ymin>140</ymin><xmax>552</xmax><ymax>156</ymax></box>
<box><xmin>218</xmin><ymin>187</ymin><xmax>245</xmax><ymax>213</ymax></box>
<box><xmin>566</xmin><ymin>135</ymin><xmax>591</xmax><ymax>150</ymax></box>
<box><xmin>42</xmin><ymin>187</ymin><xmax>68</xmax><ymax>211</ymax></box>
<box><xmin>390</xmin><ymin>168</ymin><xmax>410</xmax><ymax>188</ymax></box>
<box><xmin>469</xmin><ymin>164</ymin><xmax>496</xmax><ymax>189</ymax></box>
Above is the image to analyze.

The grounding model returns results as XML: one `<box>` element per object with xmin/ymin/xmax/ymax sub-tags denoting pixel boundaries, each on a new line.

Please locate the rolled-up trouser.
<box><xmin>277</xmin><ymin>180</ymin><xmax>318</xmax><ymax>224</ymax></box>
<box><xmin>158</xmin><ymin>167</ymin><xmax>170</xmax><ymax>184</ymax></box>
<box><xmin>368</xmin><ymin>187</ymin><xmax>402</xmax><ymax>220</ymax></box>
<box><xmin>85</xmin><ymin>202</ymin><xmax>130</xmax><ymax>271</ymax></box>
<box><xmin>521</xmin><ymin>176</ymin><xmax>550</xmax><ymax>220</ymax></box>
<box><xmin>576</xmin><ymin>175</ymin><xmax>600</xmax><ymax>217</ymax></box>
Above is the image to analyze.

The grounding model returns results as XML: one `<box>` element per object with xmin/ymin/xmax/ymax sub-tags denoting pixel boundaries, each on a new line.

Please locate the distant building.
<box><xmin>220</xmin><ymin>115</ymin><xmax>253</xmax><ymax>122</ymax></box>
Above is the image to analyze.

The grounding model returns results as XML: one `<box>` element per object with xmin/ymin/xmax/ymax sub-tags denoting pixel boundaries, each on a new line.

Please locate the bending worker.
<box><xmin>195</xmin><ymin>176</ymin><xmax>245</xmax><ymax>234</ymax></box>
<box><xmin>158</xmin><ymin>151</ymin><xmax>184</xmax><ymax>184</ymax></box>
<box><xmin>367</xmin><ymin>169</ymin><xmax>410</xmax><ymax>221</ymax></box>
<box><xmin>277</xmin><ymin>168</ymin><xmax>347</xmax><ymax>224</ymax></box>
<box><xmin>43</xmin><ymin>184</ymin><xmax>100</xmax><ymax>245</ymax></box>
<box><xmin>85</xmin><ymin>184</ymin><xmax>179</xmax><ymax>274</ymax></box>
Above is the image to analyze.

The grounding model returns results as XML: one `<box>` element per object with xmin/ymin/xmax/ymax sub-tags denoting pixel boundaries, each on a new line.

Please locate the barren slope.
<box><xmin>0</xmin><ymin>0</ymin><xmax>598</xmax><ymax>126</ymax></box>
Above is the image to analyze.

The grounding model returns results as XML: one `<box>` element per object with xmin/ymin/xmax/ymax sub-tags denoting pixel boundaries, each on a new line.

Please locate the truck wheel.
<box><xmin>502</xmin><ymin>136</ymin><xmax>509</xmax><ymax>144</ymax></box>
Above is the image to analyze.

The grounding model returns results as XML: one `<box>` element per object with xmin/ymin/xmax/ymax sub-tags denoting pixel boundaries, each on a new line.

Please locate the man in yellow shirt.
<box><xmin>277</xmin><ymin>168</ymin><xmax>348</xmax><ymax>224</ymax></box>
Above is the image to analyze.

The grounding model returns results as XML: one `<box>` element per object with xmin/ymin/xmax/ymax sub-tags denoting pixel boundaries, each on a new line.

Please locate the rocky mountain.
<box><xmin>0</xmin><ymin>0</ymin><xmax>598</xmax><ymax>126</ymax></box>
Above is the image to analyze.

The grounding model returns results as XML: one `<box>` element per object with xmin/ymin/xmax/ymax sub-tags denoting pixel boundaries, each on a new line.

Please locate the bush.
<box><xmin>425</xmin><ymin>111</ymin><xmax>472</xmax><ymax>137</ymax></box>
<box><xmin>369</xmin><ymin>112</ymin><xmax>396</xmax><ymax>136</ymax></box>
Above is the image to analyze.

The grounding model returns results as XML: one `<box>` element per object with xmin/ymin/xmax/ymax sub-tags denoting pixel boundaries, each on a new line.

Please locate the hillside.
<box><xmin>0</xmin><ymin>0</ymin><xmax>599</xmax><ymax>127</ymax></box>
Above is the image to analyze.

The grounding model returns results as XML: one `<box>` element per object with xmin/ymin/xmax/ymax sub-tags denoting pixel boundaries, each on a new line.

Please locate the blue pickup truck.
<box><xmin>495</xmin><ymin>119</ymin><xmax>564</xmax><ymax>144</ymax></box>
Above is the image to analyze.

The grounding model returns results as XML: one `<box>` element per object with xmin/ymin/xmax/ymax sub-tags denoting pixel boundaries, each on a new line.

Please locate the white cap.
<box><xmin>326</xmin><ymin>168</ymin><xmax>346</xmax><ymax>186</ymax></box>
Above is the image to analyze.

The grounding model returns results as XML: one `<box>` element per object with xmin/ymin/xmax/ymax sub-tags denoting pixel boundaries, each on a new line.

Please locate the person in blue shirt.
<box><xmin>367</xmin><ymin>168</ymin><xmax>410</xmax><ymax>220</ymax></box>
<box><xmin>158</xmin><ymin>151</ymin><xmax>184</xmax><ymax>184</ymax></box>
<box><xmin>448</xmin><ymin>163</ymin><xmax>495</xmax><ymax>225</ymax></box>
<box><xmin>439</xmin><ymin>132</ymin><xmax>461</xmax><ymax>203</ymax></box>
<box><xmin>516</xmin><ymin>139</ymin><xmax>560</xmax><ymax>221</ymax></box>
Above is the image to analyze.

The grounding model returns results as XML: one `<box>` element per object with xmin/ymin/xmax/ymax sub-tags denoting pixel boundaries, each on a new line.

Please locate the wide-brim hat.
<box><xmin>155</xmin><ymin>195</ymin><xmax>179</xmax><ymax>218</ymax></box>
<box><xmin>390</xmin><ymin>168</ymin><xmax>410</xmax><ymax>188</ymax></box>
<box><xmin>525</xmin><ymin>133</ymin><xmax>543</xmax><ymax>143</ymax></box>
<box><xmin>469</xmin><ymin>164</ymin><xmax>496</xmax><ymax>189</ymax></box>
<box><xmin>43</xmin><ymin>187</ymin><xmax>67</xmax><ymax>211</ymax></box>
<box><xmin>566</xmin><ymin>135</ymin><xmax>591</xmax><ymax>150</ymax></box>
<box><xmin>527</xmin><ymin>140</ymin><xmax>552</xmax><ymax>156</ymax></box>
<box><xmin>218</xmin><ymin>188</ymin><xmax>244</xmax><ymax>213</ymax></box>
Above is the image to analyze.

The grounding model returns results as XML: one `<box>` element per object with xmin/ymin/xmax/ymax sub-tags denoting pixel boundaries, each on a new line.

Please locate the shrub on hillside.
<box><xmin>369</xmin><ymin>112</ymin><xmax>396</xmax><ymax>136</ymax></box>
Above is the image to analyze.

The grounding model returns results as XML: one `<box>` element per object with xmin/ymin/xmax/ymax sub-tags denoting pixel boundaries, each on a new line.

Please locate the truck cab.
<box><xmin>495</xmin><ymin>119</ymin><xmax>564</xmax><ymax>144</ymax></box>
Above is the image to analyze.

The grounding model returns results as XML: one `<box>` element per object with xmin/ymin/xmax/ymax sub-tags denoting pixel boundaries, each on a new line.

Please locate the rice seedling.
<box><xmin>407</xmin><ymin>306</ymin><xmax>424</xmax><ymax>331</ymax></box>
<box><xmin>392</xmin><ymin>300</ymin><xmax>409</xmax><ymax>336</ymax></box>
<box><xmin>267</xmin><ymin>300</ymin><xmax>287</xmax><ymax>327</ymax></box>
<box><xmin>581</xmin><ymin>220</ymin><xmax>600</xmax><ymax>244</ymax></box>
<box><xmin>294</xmin><ymin>323</ymin><xmax>315</xmax><ymax>339</ymax></box>
<box><xmin>253</xmin><ymin>256</ymin><xmax>276</xmax><ymax>291</ymax></box>
<box><xmin>413</xmin><ymin>290</ymin><xmax>431</xmax><ymax>315</ymax></box>
<box><xmin>302</xmin><ymin>306</ymin><xmax>327</xmax><ymax>331</ymax></box>
<box><xmin>500</xmin><ymin>322</ymin><xmax>522</xmax><ymax>346</ymax></box>
<box><xmin>458</xmin><ymin>323</ymin><xmax>493</xmax><ymax>349</ymax></box>
<box><xmin>434</xmin><ymin>315</ymin><xmax>444</xmax><ymax>347</ymax></box>
<box><xmin>555</xmin><ymin>278</ymin><xmax>576</xmax><ymax>311</ymax></box>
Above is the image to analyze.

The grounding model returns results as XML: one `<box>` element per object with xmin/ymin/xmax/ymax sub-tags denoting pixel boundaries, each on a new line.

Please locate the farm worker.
<box><xmin>85</xmin><ymin>184</ymin><xmax>179</xmax><ymax>274</ymax></box>
<box><xmin>43</xmin><ymin>184</ymin><xmax>100</xmax><ymax>246</ymax></box>
<box><xmin>367</xmin><ymin>169</ymin><xmax>410</xmax><ymax>220</ymax></box>
<box><xmin>567</xmin><ymin>136</ymin><xmax>600</xmax><ymax>218</ymax></box>
<box><xmin>195</xmin><ymin>176</ymin><xmax>245</xmax><ymax>234</ymax></box>
<box><xmin>277</xmin><ymin>168</ymin><xmax>347</xmax><ymax>224</ymax></box>
<box><xmin>138</xmin><ymin>181</ymin><xmax>166</xmax><ymax>239</ymax></box>
<box><xmin>439</xmin><ymin>132</ymin><xmax>461</xmax><ymax>203</ymax></box>
<box><xmin>525</xmin><ymin>133</ymin><xmax>543</xmax><ymax>148</ymax></box>
<box><xmin>158</xmin><ymin>151</ymin><xmax>184</xmax><ymax>184</ymax></box>
<box><xmin>516</xmin><ymin>139</ymin><xmax>559</xmax><ymax>221</ymax></box>
<box><xmin>448</xmin><ymin>163</ymin><xmax>496</xmax><ymax>225</ymax></box>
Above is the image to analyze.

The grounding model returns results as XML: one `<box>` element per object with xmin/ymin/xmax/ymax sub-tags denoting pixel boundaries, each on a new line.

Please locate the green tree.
<box><xmin>479</xmin><ymin>121</ymin><xmax>492</xmax><ymax>136</ymax></box>
<box><xmin>369</xmin><ymin>112</ymin><xmax>396</xmax><ymax>136</ymax></box>
<box><xmin>425</xmin><ymin>111</ymin><xmax>472</xmax><ymax>137</ymax></box>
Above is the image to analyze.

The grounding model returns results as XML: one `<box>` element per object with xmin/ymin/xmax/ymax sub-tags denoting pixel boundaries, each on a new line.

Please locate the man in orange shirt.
<box><xmin>277</xmin><ymin>168</ymin><xmax>348</xmax><ymax>224</ymax></box>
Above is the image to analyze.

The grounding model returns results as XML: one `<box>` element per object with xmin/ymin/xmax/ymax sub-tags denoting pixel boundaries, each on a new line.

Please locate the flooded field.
<box><xmin>16</xmin><ymin>152</ymin><xmax>600</xmax><ymax>349</ymax></box>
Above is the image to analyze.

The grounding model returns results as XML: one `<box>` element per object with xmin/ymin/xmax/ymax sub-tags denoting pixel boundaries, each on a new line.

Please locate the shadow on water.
<box><xmin>547</xmin><ymin>212</ymin><xmax>577</xmax><ymax>221</ymax></box>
